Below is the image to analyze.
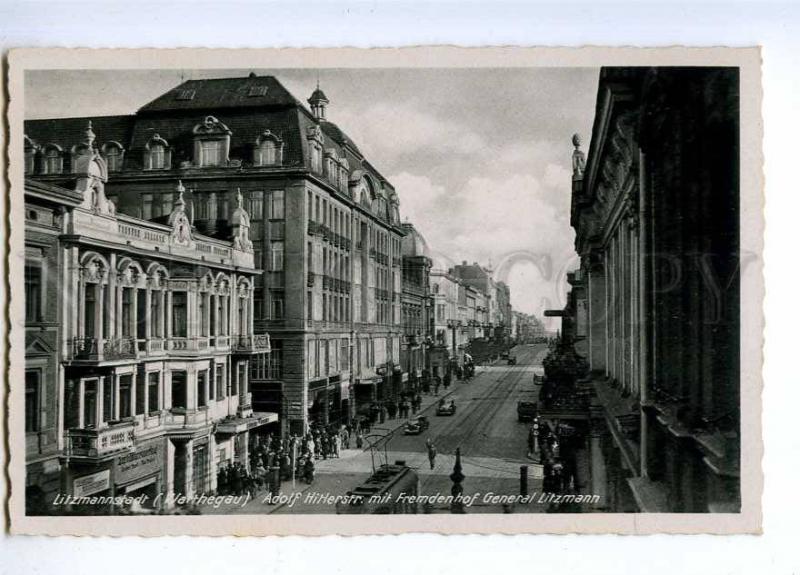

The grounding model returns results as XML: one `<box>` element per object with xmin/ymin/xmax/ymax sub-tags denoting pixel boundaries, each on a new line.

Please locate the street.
<box><xmin>200</xmin><ymin>344</ymin><xmax>552</xmax><ymax>515</ymax></box>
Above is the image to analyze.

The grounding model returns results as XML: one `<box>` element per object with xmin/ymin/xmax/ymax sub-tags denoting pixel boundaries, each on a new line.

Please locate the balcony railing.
<box><xmin>66</xmin><ymin>420</ymin><xmax>135</xmax><ymax>458</ymax></box>
<box><xmin>307</xmin><ymin>271</ymin><xmax>316</xmax><ymax>287</ymax></box>
<box><xmin>70</xmin><ymin>337</ymin><xmax>137</xmax><ymax>361</ymax></box>
<box><xmin>232</xmin><ymin>334</ymin><xmax>271</xmax><ymax>353</ymax></box>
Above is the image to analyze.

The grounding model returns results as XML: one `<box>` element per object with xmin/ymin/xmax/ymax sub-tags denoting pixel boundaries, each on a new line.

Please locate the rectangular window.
<box><xmin>271</xmin><ymin>292</ymin><xmax>285</xmax><ymax>320</ymax></box>
<box><xmin>135</xmin><ymin>371</ymin><xmax>145</xmax><ymax>415</ymax></box>
<box><xmin>269</xmin><ymin>190</ymin><xmax>285</xmax><ymax>219</ymax></box>
<box><xmin>25</xmin><ymin>261</ymin><xmax>42</xmax><ymax>323</ymax></box>
<box><xmin>307</xmin><ymin>290</ymin><xmax>313</xmax><ymax>321</ymax></box>
<box><xmin>148</xmin><ymin>372</ymin><xmax>160</xmax><ymax>413</ymax></box>
<box><xmin>119</xmin><ymin>375</ymin><xmax>133</xmax><ymax>419</ymax></box>
<box><xmin>268</xmin><ymin>341</ymin><xmax>282</xmax><ymax>379</ymax></box>
<box><xmin>83</xmin><ymin>379</ymin><xmax>98</xmax><ymax>428</ymax></box>
<box><xmin>103</xmin><ymin>377</ymin><xmax>114</xmax><ymax>422</ymax></box>
<box><xmin>171</xmin><ymin>371</ymin><xmax>187</xmax><ymax>409</ymax></box>
<box><xmin>215</xmin><ymin>364</ymin><xmax>224</xmax><ymax>399</ymax></box>
<box><xmin>160</xmin><ymin>193</ymin><xmax>173</xmax><ymax>217</ymax></box>
<box><xmin>25</xmin><ymin>371</ymin><xmax>40</xmax><ymax>433</ymax></box>
<box><xmin>197</xmin><ymin>371</ymin><xmax>207</xmax><ymax>408</ymax></box>
<box><xmin>121</xmin><ymin>288</ymin><xmax>132</xmax><ymax>337</ymax></box>
<box><xmin>172</xmin><ymin>292</ymin><xmax>188</xmax><ymax>338</ymax></box>
<box><xmin>341</xmin><ymin>338</ymin><xmax>349</xmax><ymax>371</ymax></box>
<box><xmin>248</xmin><ymin>191</ymin><xmax>264</xmax><ymax>221</ymax></box>
<box><xmin>218</xmin><ymin>193</ymin><xmax>230</xmax><ymax>220</ymax></box>
<box><xmin>270</xmin><ymin>241</ymin><xmax>284</xmax><ymax>271</ymax></box>
<box><xmin>142</xmin><ymin>194</ymin><xmax>153</xmax><ymax>220</ymax></box>
<box><xmin>199</xmin><ymin>140</ymin><xmax>223</xmax><ymax>167</ymax></box>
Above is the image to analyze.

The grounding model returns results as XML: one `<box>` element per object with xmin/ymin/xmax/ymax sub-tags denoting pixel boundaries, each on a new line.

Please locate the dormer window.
<box><xmin>144</xmin><ymin>135</ymin><xmax>170</xmax><ymax>170</ymax></box>
<box><xmin>42</xmin><ymin>145</ymin><xmax>63</xmax><ymax>175</ymax></box>
<box><xmin>192</xmin><ymin>116</ymin><xmax>231</xmax><ymax>168</ymax></box>
<box><xmin>306</xmin><ymin>125</ymin><xmax>324</xmax><ymax>174</ymax></box>
<box><xmin>24</xmin><ymin>136</ymin><xmax>38</xmax><ymax>175</ymax></box>
<box><xmin>254</xmin><ymin>131</ymin><xmax>283</xmax><ymax>166</ymax></box>
<box><xmin>199</xmin><ymin>140</ymin><xmax>223</xmax><ymax>167</ymax></box>
<box><xmin>102</xmin><ymin>141</ymin><xmax>125</xmax><ymax>172</ymax></box>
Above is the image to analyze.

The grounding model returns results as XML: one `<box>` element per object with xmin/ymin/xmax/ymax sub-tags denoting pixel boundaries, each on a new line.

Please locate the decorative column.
<box><xmin>589</xmin><ymin>423</ymin><xmax>608</xmax><ymax>510</ymax></box>
<box><xmin>166</xmin><ymin>291</ymin><xmax>173</xmax><ymax>339</ymax></box>
<box><xmin>144</xmin><ymin>288</ymin><xmax>152</xmax><ymax>340</ymax></box>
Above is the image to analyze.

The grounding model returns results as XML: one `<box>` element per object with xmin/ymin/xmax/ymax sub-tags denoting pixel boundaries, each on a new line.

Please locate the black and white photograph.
<box><xmin>7</xmin><ymin>47</ymin><xmax>762</xmax><ymax>535</ymax></box>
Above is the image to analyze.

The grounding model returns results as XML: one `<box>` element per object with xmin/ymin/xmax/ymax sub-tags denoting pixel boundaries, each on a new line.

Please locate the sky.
<box><xmin>25</xmin><ymin>68</ymin><xmax>599</xmax><ymax>326</ymax></box>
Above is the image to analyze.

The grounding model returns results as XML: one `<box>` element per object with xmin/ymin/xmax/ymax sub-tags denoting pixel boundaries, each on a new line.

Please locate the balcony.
<box><xmin>164</xmin><ymin>408</ymin><xmax>212</xmax><ymax>430</ymax></box>
<box><xmin>321</xmin><ymin>225</ymin><xmax>331</xmax><ymax>242</ymax></box>
<box><xmin>69</xmin><ymin>337</ymin><xmax>137</xmax><ymax>362</ymax></box>
<box><xmin>307</xmin><ymin>221</ymin><xmax>322</xmax><ymax>236</ymax></box>
<box><xmin>66</xmin><ymin>420</ymin><xmax>135</xmax><ymax>459</ymax></box>
<box><xmin>232</xmin><ymin>334</ymin><xmax>271</xmax><ymax>354</ymax></box>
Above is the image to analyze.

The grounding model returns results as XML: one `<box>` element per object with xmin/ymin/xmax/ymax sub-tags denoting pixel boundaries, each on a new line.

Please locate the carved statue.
<box><xmin>572</xmin><ymin>133</ymin><xmax>586</xmax><ymax>178</ymax></box>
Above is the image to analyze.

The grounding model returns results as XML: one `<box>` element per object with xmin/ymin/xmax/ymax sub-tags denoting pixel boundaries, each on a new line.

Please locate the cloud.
<box><xmin>393</xmin><ymin>170</ymin><xmax>576</xmax><ymax>316</ymax></box>
<box><xmin>334</xmin><ymin>102</ymin><xmax>487</xmax><ymax>163</ymax></box>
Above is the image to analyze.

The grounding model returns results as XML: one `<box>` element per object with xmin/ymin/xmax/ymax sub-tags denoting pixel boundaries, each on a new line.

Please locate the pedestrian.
<box><xmin>333</xmin><ymin>432</ymin><xmax>341</xmax><ymax>458</ymax></box>
<box><xmin>356</xmin><ymin>429</ymin><xmax>364</xmax><ymax>449</ymax></box>
<box><xmin>426</xmin><ymin>438</ymin><xmax>437</xmax><ymax>470</ymax></box>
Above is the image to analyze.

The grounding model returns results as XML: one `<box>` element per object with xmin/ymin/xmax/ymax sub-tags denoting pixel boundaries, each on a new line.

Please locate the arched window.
<box><xmin>42</xmin><ymin>145</ymin><xmax>63</xmax><ymax>175</ymax></box>
<box><xmin>102</xmin><ymin>142</ymin><xmax>125</xmax><ymax>172</ymax></box>
<box><xmin>144</xmin><ymin>135</ymin><xmax>170</xmax><ymax>170</ymax></box>
<box><xmin>192</xmin><ymin>116</ymin><xmax>231</xmax><ymax>168</ymax></box>
<box><xmin>254</xmin><ymin>131</ymin><xmax>283</xmax><ymax>166</ymax></box>
<box><xmin>24</xmin><ymin>136</ymin><xmax>38</xmax><ymax>175</ymax></box>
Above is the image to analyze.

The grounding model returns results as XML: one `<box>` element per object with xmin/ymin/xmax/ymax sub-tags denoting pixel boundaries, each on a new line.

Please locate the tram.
<box><xmin>335</xmin><ymin>462</ymin><xmax>420</xmax><ymax>514</ymax></box>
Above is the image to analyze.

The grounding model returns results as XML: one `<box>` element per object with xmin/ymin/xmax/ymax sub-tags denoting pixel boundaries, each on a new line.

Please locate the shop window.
<box><xmin>25</xmin><ymin>370</ymin><xmax>40</xmax><ymax>433</ymax></box>
<box><xmin>171</xmin><ymin>371</ymin><xmax>187</xmax><ymax>409</ymax></box>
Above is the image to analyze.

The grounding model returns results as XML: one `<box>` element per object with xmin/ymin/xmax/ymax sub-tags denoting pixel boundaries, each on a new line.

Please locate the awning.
<box><xmin>356</xmin><ymin>376</ymin><xmax>382</xmax><ymax>386</ymax></box>
<box><xmin>215</xmin><ymin>412</ymin><xmax>279</xmax><ymax>435</ymax></box>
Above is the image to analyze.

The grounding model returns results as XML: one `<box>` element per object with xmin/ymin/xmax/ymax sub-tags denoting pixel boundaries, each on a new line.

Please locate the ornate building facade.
<box><xmin>567</xmin><ymin>67</ymin><xmax>740</xmax><ymax>512</ymax></box>
<box><xmin>23</xmin><ymin>133</ymin><xmax>267</xmax><ymax>513</ymax></box>
<box><xmin>25</xmin><ymin>74</ymin><xmax>406</xmax><ymax>438</ymax></box>
<box><xmin>399</xmin><ymin>223</ymin><xmax>432</xmax><ymax>392</ymax></box>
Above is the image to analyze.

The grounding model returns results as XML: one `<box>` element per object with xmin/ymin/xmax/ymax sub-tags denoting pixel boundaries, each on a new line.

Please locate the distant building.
<box><xmin>400</xmin><ymin>223</ymin><xmax>432</xmax><ymax>393</ymax></box>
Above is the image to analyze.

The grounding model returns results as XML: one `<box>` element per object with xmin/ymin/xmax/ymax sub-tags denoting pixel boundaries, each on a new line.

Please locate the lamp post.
<box><xmin>449</xmin><ymin>447</ymin><xmax>466</xmax><ymax>514</ymax></box>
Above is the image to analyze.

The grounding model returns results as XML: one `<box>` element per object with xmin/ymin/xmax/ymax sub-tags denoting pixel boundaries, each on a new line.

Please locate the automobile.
<box><xmin>507</xmin><ymin>356</ymin><xmax>517</xmax><ymax>365</ymax></box>
<box><xmin>517</xmin><ymin>400</ymin><xmax>538</xmax><ymax>422</ymax></box>
<box><xmin>500</xmin><ymin>351</ymin><xmax>510</xmax><ymax>360</ymax></box>
<box><xmin>436</xmin><ymin>399</ymin><xmax>457</xmax><ymax>416</ymax></box>
<box><xmin>403</xmin><ymin>415</ymin><xmax>430</xmax><ymax>435</ymax></box>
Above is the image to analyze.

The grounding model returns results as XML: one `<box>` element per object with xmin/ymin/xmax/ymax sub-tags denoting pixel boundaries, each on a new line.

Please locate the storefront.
<box><xmin>114</xmin><ymin>437</ymin><xmax>165</xmax><ymax>508</ymax></box>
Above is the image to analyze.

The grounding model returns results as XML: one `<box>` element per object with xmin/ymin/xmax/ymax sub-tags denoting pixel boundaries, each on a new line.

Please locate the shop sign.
<box><xmin>116</xmin><ymin>441</ymin><xmax>163</xmax><ymax>485</ymax></box>
<box><xmin>73</xmin><ymin>469</ymin><xmax>110</xmax><ymax>498</ymax></box>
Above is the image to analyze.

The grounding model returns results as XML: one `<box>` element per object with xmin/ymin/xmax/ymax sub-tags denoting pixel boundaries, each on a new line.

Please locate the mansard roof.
<box><xmin>138</xmin><ymin>76</ymin><xmax>301</xmax><ymax>113</ymax></box>
<box><xmin>25</xmin><ymin>115</ymin><xmax>134</xmax><ymax>152</ymax></box>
